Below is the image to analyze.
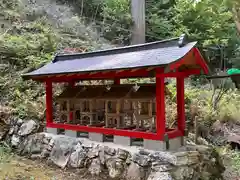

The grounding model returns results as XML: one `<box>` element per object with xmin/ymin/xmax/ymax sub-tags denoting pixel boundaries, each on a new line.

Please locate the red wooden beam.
<box><xmin>156</xmin><ymin>69</ymin><xmax>201</xmax><ymax>78</ymax></box>
<box><xmin>155</xmin><ymin>68</ymin><xmax>166</xmax><ymax>139</ymax></box>
<box><xmin>47</xmin><ymin>123</ymin><xmax>183</xmax><ymax>140</ymax></box>
<box><xmin>47</xmin><ymin>123</ymin><xmax>162</xmax><ymax>140</ymax></box>
<box><xmin>169</xmin><ymin>48</ymin><xmax>209</xmax><ymax>75</ymax></box>
<box><xmin>45</xmin><ymin>81</ymin><xmax>53</xmax><ymax>124</ymax></box>
<box><xmin>193</xmin><ymin>48</ymin><xmax>209</xmax><ymax>74</ymax></box>
<box><xmin>176</xmin><ymin>77</ymin><xmax>185</xmax><ymax>134</ymax></box>
<box><xmin>34</xmin><ymin>68</ymin><xmax>155</xmax><ymax>82</ymax></box>
<box><xmin>166</xmin><ymin>129</ymin><xmax>183</xmax><ymax>139</ymax></box>
<box><xmin>114</xmin><ymin>78</ymin><xmax>120</xmax><ymax>85</ymax></box>
<box><xmin>168</xmin><ymin>50</ymin><xmax>194</xmax><ymax>71</ymax></box>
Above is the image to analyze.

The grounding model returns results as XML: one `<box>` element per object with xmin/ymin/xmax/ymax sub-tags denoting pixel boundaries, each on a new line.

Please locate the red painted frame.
<box><xmin>35</xmin><ymin>69</ymin><xmax>153</xmax><ymax>82</ymax></box>
<box><xmin>156</xmin><ymin>68</ymin><xmax>166</xmax><ymax>139</ymax></box>
<box><xmin>46</xmin><ymin>81</ymin><xmax>53</xmax><ymax>124</ymax></box>
<box><xmin>177</xmin><ymin>77</ymin><xmax>185</xmax><ymax>134</ymax></box>
<box><xmin>47</xmin><ymin>122</ymin><xmax>183</xmax><ymax>140</ymax></box>
<box><xmin>44</xmin><ymin>47</ymin><xmax>209</xmax><ymax>141</ymax></box>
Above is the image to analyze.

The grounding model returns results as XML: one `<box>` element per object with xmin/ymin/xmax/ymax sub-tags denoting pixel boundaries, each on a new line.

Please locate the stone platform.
<box><xmin>47</xmin><ymin>127</ymin><xmax>184</xmax><ymax>151</ymax></box>
<box><xmin>18</xmin><ymin>132</ymin><xmax>224</xmax><ymax>180</ymax></box>
<box><xmin>2</xmin><ymin>119</ymin><xmax>225</xmax><ymax>180</ymax></box>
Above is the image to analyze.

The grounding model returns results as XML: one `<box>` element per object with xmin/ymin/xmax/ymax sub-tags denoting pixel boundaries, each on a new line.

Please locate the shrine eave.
<box><xmin>22</xmin><ymin>36</ymin><xmax>209</xmax><ymax>81</ymax></box>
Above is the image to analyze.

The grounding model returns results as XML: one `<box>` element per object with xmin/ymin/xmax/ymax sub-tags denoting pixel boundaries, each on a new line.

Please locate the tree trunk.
<box><xmin>235</xmin><ymin>20</ymin><xmax>240</xmax><ymax>34</ymax></box>
<box><xmin>232</xmin><ymin>6</ymin><xmax>240</xmax><ymax>34</ymax></box>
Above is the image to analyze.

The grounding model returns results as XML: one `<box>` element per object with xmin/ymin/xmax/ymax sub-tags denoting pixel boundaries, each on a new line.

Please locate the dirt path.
<box><xmin>0</xmin><ymin>155</ymin><xmax>106</xmax><ymax>180</ymax></box>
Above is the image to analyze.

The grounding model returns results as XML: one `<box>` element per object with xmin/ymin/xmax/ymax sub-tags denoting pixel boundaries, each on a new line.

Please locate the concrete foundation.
<box><xmin>144</xmin><ymin>137</ymin><xmax>183</xmax><ymax>151</ymax></box>
<box><xmin>114</xmin><ymin>135</ymin><xmax>132</xmax><ymax>146</ymax></box>
<box><xmin>143</xmin><ymin>139</ymin><xmax>166</xmax><ymax>151</ymax></box>
<box><xmin>89</xmin><ymin>132</ymin><xmax>104</xmax><ymax>142</ymax></box>
<box><xmin>46</xmin><ymin>127</ymin><xmax>58</xmax><ymax>135</ymax></box>
<box><xmin>65</xmin><ymin>130</ymin><xmax>78</xmax><ymax>138</ymax></box>
<box><xmin>169</xmin><ymin>137</ymin><xmax>183</xmax><ymax>151</ymax></box>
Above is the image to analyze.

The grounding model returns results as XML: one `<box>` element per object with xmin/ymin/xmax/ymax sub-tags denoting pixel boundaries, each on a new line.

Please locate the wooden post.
<box><xmin>105</xmin><ymin>100</ymin><xmax>109</xmax><ymax>127</ymax></box>
<box><xmin>67</xmin><ymin>100</ymin><xmax>70</xmax><ymax>123</ymax></box>
<box><xmin>46</xmin><ymin>81</ymin><xmax>53</xmax><ymax>125</ymax></box>
<box><xmin>89</xmin><ymin>100</ymin><xmax>93</xmax><ymax>125</ymax></box>
<box><xmin>69</xmin><ymin>81</ymin><xmax>75</xmax><ymax>87</ymax></box>
<box><xmin>131</xmin><ymin>0</ymin><xmax>145</xmax><ymax>44</ymax></box>
<box><xmin>148</xmin><ymin>100</ymin><xmax>153</xmax><ymax>131</ymax></box>
<box><xmin>156</xmin><ymin>69</ymin><xmax>166</xmax><ymax>138</ymax></box>
<box><xmin>114</xmin><ymin>78</ymin><xmax>120</xmax><ymax>85</ymax></box>
<box><xmin>194</xmin><ymin>116</ymin><xmax>198</xmax><ymax>144</ymax></box>
<box><xmin>116</xmin><ymin>100</ymin><xmax>121</xmax><ymax>128</ymax></box>
<box><xmin>130</xmin><ymin>101</ymin><xmax>134</xmax><ymax>125</ymax></box>
<box><xmin>177</xmin><ymin>77</ymin><xmax>185</xmax><ymax>133</ymax></box>
<box><xmin>80</xmin><ymin>101</ymin><xmax>83</xmax><ymax>124</ymax></box>
<box><xmin>136</xmin><ymin>101</ymin><xmax>140</xmax><ymax>129</ymax></box>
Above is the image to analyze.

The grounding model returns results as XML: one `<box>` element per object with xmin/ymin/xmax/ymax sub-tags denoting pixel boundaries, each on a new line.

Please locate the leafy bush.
<box><xmin>185</xmin><ymin>86</ymin><xmax>240</xmax><ymax>128</ymax></box>
<box><xmin>100</xmin><ymin>0</ymin><xmax>132</xmax><ymax>44</ymax></box>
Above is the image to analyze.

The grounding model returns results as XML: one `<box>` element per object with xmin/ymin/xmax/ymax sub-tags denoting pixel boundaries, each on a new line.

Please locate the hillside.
<box><xmin>0</xmin><ymin>0</ymin><xmax>113</xmax><ymax>119</ymax></box>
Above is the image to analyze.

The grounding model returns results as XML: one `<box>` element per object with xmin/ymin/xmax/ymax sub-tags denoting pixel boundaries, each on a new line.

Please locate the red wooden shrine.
<box><xmin>22</xmin><ymin>36</ymin><xmax>209</xmax><ymax>144</ymax></box>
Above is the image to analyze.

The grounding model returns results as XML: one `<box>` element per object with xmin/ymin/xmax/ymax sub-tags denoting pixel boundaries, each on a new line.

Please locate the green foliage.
<box><xmin>146</xmin><ymin>0</ymin><xmax>175</xmax><ymax>41</ymax></box>
<box><xmin>186</xmin><ymin>86</ymin><xmax>240</xmax><ymax>126</ymax></box>
<box><xmin>231</xmin><ymin>151</ymin><xmax>240</xmax><ymax>170</ymax></box>
<box><xmin>100</xmin><ymin>0</ymin><xmax>132</xmax><ymax>44</ymax></box>
<box><xmin>59</xmin><ymin>0</ymin><xmax>240</xmax><ymax>70</ymax></box>
<box><xmin>173</xmin><ymin>0</ymin><xmax>235</xmax><ymax>46</ymax></box>
<box><xmin>218</xmin><ymin>146</ymin><xmax>240</xmax><ymax>176</ymax></box>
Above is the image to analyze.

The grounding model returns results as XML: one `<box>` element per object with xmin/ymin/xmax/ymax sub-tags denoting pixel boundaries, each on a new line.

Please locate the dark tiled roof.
<box><xmin>22</xmin><ymin>37</ymin><xmax>197</xmax><ymax>78</ymax></box>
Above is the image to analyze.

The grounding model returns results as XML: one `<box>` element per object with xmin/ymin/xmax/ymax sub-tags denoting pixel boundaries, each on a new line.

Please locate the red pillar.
<box><xmin>114</xmin><ymin>78</ymin><xmax>120</xmax><ymax>85</ymax></box>
<box><xmin>156</xmin><ymin>69</ymin><xmax>166</xmax><ymax>139</ymax></box>
<box><xmin>177</xmin><ymin>77</ymin><xmax>185</xmax><ymax>133</ymax></box>
<box><xmin>46</xmin><ymin>81</ymin><xmax>53</xmax><ymax>125</ymax></box>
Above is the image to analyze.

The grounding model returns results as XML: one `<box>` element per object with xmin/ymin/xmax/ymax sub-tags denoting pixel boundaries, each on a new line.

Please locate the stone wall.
<box><xmin>1</xmin><ymin>119</ymin><xmax>225</xmax><ymax>180</ymax></box>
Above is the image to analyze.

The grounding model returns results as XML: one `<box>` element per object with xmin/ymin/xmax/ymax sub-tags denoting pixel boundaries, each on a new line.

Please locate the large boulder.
<box><xmin>68</xmin><ymin>143</ymin><xmax>87</xmax><ymax>168</ymax></box>
<box><xmin>126</xmin><ymin>162</ymin><xmax>146</xmax><ymax>180</ymax></box>
<box><xmin>88</xmin><ymin>158</ymin><xmax>102</xmax><ymax>175</ymax></box>
<box><xmin>18</xmin><ymin>133</ymin><xmax>45</xmax><ymax>155</ymax></box>
<box><xmin>11</xmin><ymin>134</ymin><xmax>21</xmax><ymax>147</ymax></box>
<box><xmin>18</xmin><ymin>120</ymin><xmax>39</xmax><ymax>136</ymax></box>
<box><xmin>49</xmin><ymin>136</ymin><xmax>79</xmax><ymax>168</ymax></box>
<box><xmin>106</xmin><ymin>158</ymin><xmax>125</xmax><ymax>179</ymax></box>
<box><xmin>147</xmin><ymin>172</ymin><xmax>173</xmax><ymax>180</ymax></box>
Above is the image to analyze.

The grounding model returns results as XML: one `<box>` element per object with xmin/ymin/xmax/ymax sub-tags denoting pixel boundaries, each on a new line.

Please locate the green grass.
<box><xmin>218</xmin><ymin>146</ymin><xmax>240</xmax><ymax>173</ymax></box>
<box><xmin>231</xmin><ymin>151</ymin><xmax>240</xmax><ymax>171</ymax></box>
<box><xmin>0</xmin><ymin>142</ymin><xmax>13</xmax><ymax>164</ymax></box>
